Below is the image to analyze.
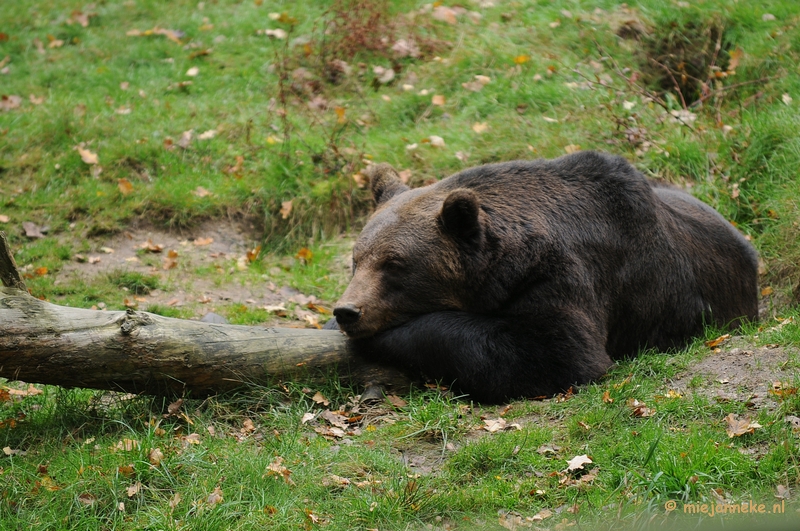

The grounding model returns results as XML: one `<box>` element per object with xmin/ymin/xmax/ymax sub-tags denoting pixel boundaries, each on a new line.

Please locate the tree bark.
<box><xmin>0</xmin><ymin>232</ymin><xmax>412</xmax><ymax>397</ymax></box>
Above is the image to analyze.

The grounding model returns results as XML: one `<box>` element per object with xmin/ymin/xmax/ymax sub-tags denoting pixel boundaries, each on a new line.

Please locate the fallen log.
<box><xmin>0</xmin><ymin>232</ymin><xmax>412</xmax><ymax>396</ymax></box>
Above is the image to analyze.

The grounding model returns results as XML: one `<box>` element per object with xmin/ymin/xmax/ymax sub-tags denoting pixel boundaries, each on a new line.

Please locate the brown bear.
<box><xmin>327</xmin><ymin>151</ymin><xmax>759</xmax><ymax>402</ymax></box>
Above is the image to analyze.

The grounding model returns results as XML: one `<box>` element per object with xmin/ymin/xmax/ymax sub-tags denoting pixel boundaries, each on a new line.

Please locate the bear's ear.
<box><xmin>367</xmin><ymin>163</ymin><xmax>409</xmax><ymax>206</ymax></box>
<box><xmin>440</xmin><ymin>189</ymin><xmax>482</xmax><ymax>244</ymax></box>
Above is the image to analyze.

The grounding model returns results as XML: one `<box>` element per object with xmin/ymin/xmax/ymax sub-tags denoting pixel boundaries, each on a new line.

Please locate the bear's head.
<box><xmin>333</xmin><ymin>163</ymin><xmax>486</xmax><ymax>338</ymax></box>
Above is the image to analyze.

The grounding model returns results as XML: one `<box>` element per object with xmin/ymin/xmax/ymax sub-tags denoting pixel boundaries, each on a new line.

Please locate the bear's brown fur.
<box><xmin>328</xmin><ymin>151</ymin><xmax>759</xmax><ymax>402</ymax></box>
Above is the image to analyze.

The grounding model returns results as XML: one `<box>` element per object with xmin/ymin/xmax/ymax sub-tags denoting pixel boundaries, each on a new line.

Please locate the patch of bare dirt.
<box><xmin>670</xmin><ymin>341</ymin><xmax>799</xmax><ymax>410</ymax></box>
<box><xmin>54</xmin><ymin>219</ymin><xmax>329</xmax><ymax>325</ymax></box>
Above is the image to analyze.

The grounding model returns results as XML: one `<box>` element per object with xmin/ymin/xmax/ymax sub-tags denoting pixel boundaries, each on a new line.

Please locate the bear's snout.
<box><xmin>332</xmin><ymin>303</ymin><xmax>362</xmax><ymax>326</ymax></box>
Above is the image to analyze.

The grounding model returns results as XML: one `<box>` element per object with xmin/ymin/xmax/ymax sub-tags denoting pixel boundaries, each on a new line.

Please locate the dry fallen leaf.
<box><xmin>432</xmin><ymin>5</ymin><xmax>458</xmax><ymax>25</ymax></box>
<box><xmin>206</xmin><ymin>486</ymin><xmax>223</xmax><ymax>506</ymax></box>
<box><xmin>429</xmin><ymin>135</ymin><xmax>446</xmax><ymax>148</ymax></box>
<box><xmin>0</xmin><ymin>215</ymin><xmax>9</xmax><ymax>223</ymax></box>
<box><xmin>265</xmin><ymin>456</ymin><xmax>295</xmax><ymax>485</ymax></box>
<box><xmin>432</xmin><ymin>94</ymin><xmax>446</xmax><ymax>106</ymax></box>
<box><xmin>194</xmin><ymin>237</ymin><xmax>214</xmax><ymax>246</ymax></box>
<box><xmin>0</xmin><ymin>94</ymin><xmax>22</xmax><ymax>111</ymax></box>
<box><xmin>177</xmin><ymin>130</ymin><xmax>193</xmax><ymax>149</ymax></box>
<box><xmin>280</xmin><ymin>200</ymin><xmax>293</xmax><ymax>219</ymax></box>
<box><xmin>564</xmin><ymin>144</ymin><xmax>581</xmax><ymax>154</ymax></box>
<box><xmin>705</xmin><ymin>334</ymin><xmax>731</xmax><ymax>348</ymax></box>
<box><xmin>724</xmin><ymin>413</ymin><xmax>762</xmax><ymax>437</ymax></box>
<box><xmin>77</xmin><ymin>147</ymin><xmax>99</xmax><ymax>165</ymax></box>
<box><xmin>566</xmin><ymin>454</ymin><xmax>592</xmax><ymax>471</ymax></box>
<box><xmin>186</xmin><ymin>67</ymin><xmax>199</xmax><ymax>77</ymax></box>
<box><xmin>300</xmin><ymin>412</ymin><xmax>315</xmax><ymax>424</ymax></box>
<box><xmin>148</xmin><ymin>447</ymin><xmax>164</xmax><ymax>466</ymax></box>
<box><xmin>127</xmin><ymin>481</ymin><xmax>142</xmax><ymax>497</ymax></box>
<box><xmin>386</xmin><ymin>394</ymin><xmax>407</xmax><ymax>408</ymax></box>
<box><xmin>193</xmin><ymin>186</ymin><xmax>211</xmax><ymax>197</ymax></box>
<box><xmin>118</xmin><ymin>178</ymin><xmax>134</xmax><ymax>195</ymax></box>
<box><xmin>312</xmin><ymin>391</ymin><xmax>330</xmax><ymax>407</ymax></box>
<box><xmin>22</xmin><ymin>221</ymin><xmax>45</xmax><ymax>239</ymax></box>
<box><xmin>472</xmin><ymin>122</ymin><xmax>489</xmax><ymax>133</ymax></box>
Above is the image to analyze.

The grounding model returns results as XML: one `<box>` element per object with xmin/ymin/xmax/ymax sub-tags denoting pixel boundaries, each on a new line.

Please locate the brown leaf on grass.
<box><xmin>312</xmin><ymin>391</ymin><xmax>330</xmax><ymax>407</ymax></box>
<box><xmin>29</xmin><ymin>94</ymin><xmax>45</xmax><ymax>104</ymax></box>
<box><xmin>386</xmin><ymin>394</ymin><xmax>407</xmax><ymax>408</ymax></box>
<box><xmin>148</xmin><ymin>448</ymin><xmax>164</xmax><ymax>466</ymax></box>
<box><xmin>112</xmin><ymin>439</ymin><xmax>140</xmax><ymax>452</ymax></box>
<box><xmin>5</xmin><ymin>384</ymin><xmax>43</xmax><ymax>397</ymax></box>
<box><xmin>300</xmin><ymin>412</ymin><xmax>315</xmax><ymax>424</ymax></box>
<box><xmin>432</xmin><ymin>94</ymin><xmax>446</xmax><ymax>106</ymax></box>
<box><xmin>177</xmin><ymin>130</ymin><xmax>193</xmax><ymax>149</ymax></box>
<box><xmin>482</xmin><ymin>418</ymin><xmax>521</xmax><ymax>433</ymax></box>
<box><xmin>0</xmin><ymin>95</ymin><xmax>22</xmax><ymax>111</ymax></box>
<box><xmin>198</xmin><ymin>129</ymin><xmax>216</xmax><ymax>140</ymax></box>
<box><xmin>432</xmin><ymin>6</ymin><xmax>458</xmax><ymax>24</ymax></box>
<box><xmin>22</xmin><ymin>221</ymin><xmax>45</xmax><ymax>239</ymax></box>
<box><xmin>602</xmin><ymin>390</ymin><xmax>614</xmax><ymax>403</ymax></box>
<box><xmin>127</xmin><ymin>481</ymin><xmax>142</xmax><ymax>497</ymax></box>
<box><xmin>320</xmin><ymin>410</ymin><xmax>350</xmax><ymax>430</ymax></box>
<box><xmin>314</xmin><ymin>425</ymin><xmax>346</xmax><ymax>439</ymax></box>
<box><xmin>169</xmin><ymin>492</ymin><xmax>181</xmax><ymax>510</ymax></box>
<box><xmin>0</xmin><ymin>215</ymin><xmax>9</xmax><ymax>223</ymax></box>
<box><xmin>77</xmin><ymin>492</ymin><xmax>97</xmax><ymax>506</ymax></box>
<box><xmin>265</xmin><ymin>456</ymin><xmax>295</xmax><ymax>485</ymax></box>
<box><xmin>77</xmin><ymin>147</ymin><xmax>99</xmax><ymax>165</ymax></box>
<box><xmin>118</xmin><ymin>464</ymin><xmax>135</xmax><ymax>477</ymax></box>
<box><xmin>33</xmin><ymin>266</ymin><xmax>48</xmax><ymax>276</ymax></box>
<box><xmin>118</xmin><ymin>178</ymin><xmax>134</xmax><ymax>195</ymax></box>
<box><xmin>193</xmin><ymin>186</ymin><xmax>211</xmax><ymax>197</ymax></box>
<box><xmin>279</xmin><ymin>200</ymin><xmax>293</xmax><ymax>219</ymax></box>
<box><xmin>705</xmin><ymin>334</ymin><xmax>731</xmax><ymax>348</ymax></box>
<box><xmin>724</xmin><ymin>413</ymin><xmax>762</xmax><ymax>437</ymax></box>
<box><xmin>181</xmin><ymin>433</ymin><xmax>202</xmax><ymax>446</ymax></box>
<box><xmin>498</xmin><ymin>511</ymin><xmax>529</xmax><ymax>530</ymax></box>
<box><xmin>472</xmin><ymin>122</ymin><xmax>488</xmax><ymax>133</ymax></box>
<box><xmin>564</xmin><ymin>144</ymin><xmax>581</xmax><ymax>154</ymax></box>
<box><xmin>462</xmin><ymin>75</ymin><xmax>491</xmax><ymax>91</ymax></box>
<box><xmin>206</xmin><ymin>486</ymin><xmax>224</xmax><ymax>506</ymax></box>
<box><xmin>224</xmin><ymin>155</ymin><xmax>244</xmax><ymax>174</ymax></box>
<box><xmin>193</xmin><ymin>237</ymin><xmax>213</xmax><ymax>246</ymax></box>
<box><xmin>241</xmin><ymin>419</ymin><xmax>256</xmax><ymax>434</ymax></box>
<box><xmin>68</xmin><ymin>10</ymin><xmax>95</xmax><ymax>28</ymax></box>
<box><xmin>627</xmin><ymin>398</ymin><xmax>655</xmax><ymax>417</ymax></box>
<box><xmin>391</xmin><ymin>38</ymin><xmax>420</xmax><ymax>58</ymax></box>
<box><xmin>321</xmin><ymin>474</ymin><xmax>351</xmax><ymax>488</ymax></box>
<box><xmin>775</xmin><ymin>485</ymin><xmax>790</xmax><ymax>500</ymax></box>
<box><xmin>429</xmin><ymin>135</ymin><xmax>446</xmax><ymax>148</ymax></box>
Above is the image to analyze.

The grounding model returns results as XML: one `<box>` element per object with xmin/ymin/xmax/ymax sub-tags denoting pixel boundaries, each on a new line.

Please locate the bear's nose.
<box><xmin>333</xmin><ymin>304</ymin><xmax>362</xmax><ymax>325</ymax></box>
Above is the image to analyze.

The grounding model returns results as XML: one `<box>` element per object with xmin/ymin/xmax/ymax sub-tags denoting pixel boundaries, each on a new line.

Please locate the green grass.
<box><xmin>3</xmin><ymin>0</ymin><xmax>800</xmax><ymax>529</ymax></box>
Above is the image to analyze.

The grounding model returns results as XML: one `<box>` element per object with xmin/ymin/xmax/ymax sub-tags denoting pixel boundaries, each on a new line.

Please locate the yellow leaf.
<box><xmin>513</xmin><ymin>55</ymin><xmax>530</xmax><ymax>64</ymax></box>
<box><xmin>118</xmin><ymin>178</ymin><xmax>134</xmax><ymax>195</ymax></box>
<box><xmin>334</xmin><ymin>106</ymin><xmax>346</xmax><ymax>123</ymax></box>
<box><xmin>472</xmin><ymin>122</ymin><xmax>488</xmax><ymax>133</ymax></box>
